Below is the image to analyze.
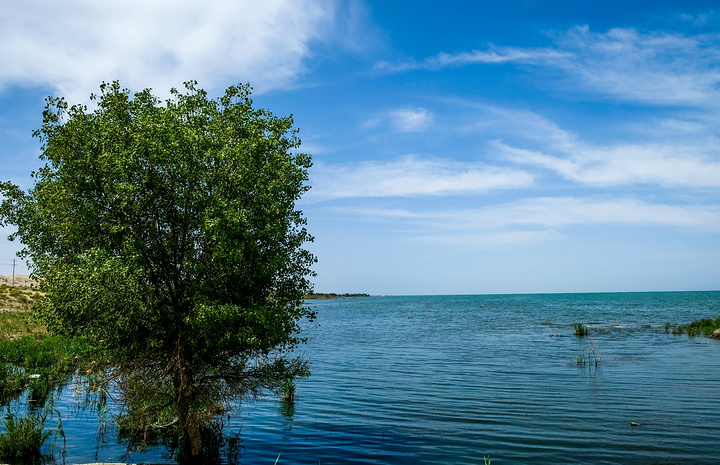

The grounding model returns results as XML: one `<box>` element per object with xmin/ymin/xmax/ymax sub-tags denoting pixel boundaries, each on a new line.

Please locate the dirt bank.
<box><xmin>0</xmin><ymin>275</ymin><xmax>38</xmax><ymax>288</ymax></box>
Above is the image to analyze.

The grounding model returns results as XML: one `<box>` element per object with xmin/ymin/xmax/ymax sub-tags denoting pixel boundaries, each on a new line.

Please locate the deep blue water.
<box><xmin>25</xmin><ymin>292</ymin><xmax>720</xmax><ymax>464</ymax></box>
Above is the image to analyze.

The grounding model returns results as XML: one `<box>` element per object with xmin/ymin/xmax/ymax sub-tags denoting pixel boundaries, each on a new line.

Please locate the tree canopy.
<box><xmin>0</xmin><ymin>81</ymin><xmax>316</xmax><ymax>460</ymax></box>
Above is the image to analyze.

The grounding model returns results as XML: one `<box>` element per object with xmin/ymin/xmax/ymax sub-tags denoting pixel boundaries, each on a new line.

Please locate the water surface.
<box><xmin>32</xmin><ymin>292</ymin><xmax>720</xmax><ymax>464</ymax></box>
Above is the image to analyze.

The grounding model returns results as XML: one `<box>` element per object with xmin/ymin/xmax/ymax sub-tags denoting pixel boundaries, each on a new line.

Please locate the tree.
<box><xmin>0</xmin><ymin>81</ymin><xmax>316</xmax><ymax>460</ymax></box>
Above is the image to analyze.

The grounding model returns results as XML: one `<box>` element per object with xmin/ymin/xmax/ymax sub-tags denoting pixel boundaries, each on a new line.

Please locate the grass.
<box><xmin>280</xmin><ymin>378</ymin><xmax>296</xmax><ymax>403</ymax></box>
<box><xmin>0</xmin><ymin>284</ymin><xmax>91</xmax><ymax>406</ymax></box>
<box><xmin>0</xmin><ymin>409</ymin><xmax>54</xmax><ymax>463</ymax></box>
<box><xmin>0</xmin><ymin>335</ymin><xmax>92</xmax><ymax>405</ymax></box>
<box><xmin>670</xmin><ymin>316</ymin><xmax>720</xmax><ymax>337</ymax></box>
<box><xmin>0</xmin><ymin>284</ymin><xmax>88</xmax><ymax>462</ymax></box>
<box><xmin>0</xmin><ymin>285</ymin><xmax>47</xmax><ymax>341</ymax></box>
<box><xmin>573</xmin><ymin>323</ymin><xmax>590</xmax><ymax>336</ymax></box>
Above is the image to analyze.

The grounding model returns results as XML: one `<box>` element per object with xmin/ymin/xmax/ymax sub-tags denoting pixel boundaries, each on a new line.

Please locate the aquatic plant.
<box><xmin>574</xmin><ymin>323</ymin><xmax>590</xmax><ymax>336</ymax></box>
<box><xmin>671</xmin><ymin>316</ymin><xmax>720</xmax><ymax>337</ymax></box>
<box><xmin>587</xmin><ymin>341</ymin><xmax>605</xmax><ymax>367</ymax></box>
<box><xmin>574</xmin><ymin>340</ymin><xmax>605</xmax><ymax>367</ymax></box>
<box><xmin>0</xmin><ymin>409</ymin><xmax>53</xmax><ymax>462</ymax></box>
<box><xmin>0</xmin><ymin>335</ymin><xmax>91</xmax><ymax>406</ymax></box>
<box><xmin>280</xmin><ymin>378</ymin><xmax>296</xmax><ymax>403</ymax></box>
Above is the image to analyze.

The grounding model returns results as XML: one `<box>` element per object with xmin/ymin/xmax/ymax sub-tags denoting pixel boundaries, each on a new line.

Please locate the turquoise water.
<box><xmin>37</xmin><ymin>292</ymin><xmax>720</xmax><ymax>463</ymax></box>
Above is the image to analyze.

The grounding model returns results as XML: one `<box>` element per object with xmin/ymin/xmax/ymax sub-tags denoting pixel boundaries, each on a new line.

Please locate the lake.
<box><xmin>30</xmin><ymin>292</ymin><xmax>720</xmax><ymax>464</ymax></box>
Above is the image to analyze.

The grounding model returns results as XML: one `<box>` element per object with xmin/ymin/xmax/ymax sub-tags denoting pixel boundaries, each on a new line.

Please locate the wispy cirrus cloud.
<box><xmin>463</xmin><ymin>104</ymin><xmax>720</xmax><ymax>189</ymax></box>
<box><xmin>554</xmin><ymin>26</ymin><xmax>720</xmax><ymax>105</ymax></box>
<box><xmin>0</xmin><ymin>0</ymin><xmax>336</xmax><ymax>102</ymax></box>
<box><xmin>305</xmin><ymin>156</ymin><xmax>533</xmax><ymax>202</ymax></box>
<box><xmin>377</xmin><ymin>26</ymin><xmax>720</xmax><ymax>106</ymax></box>
<box><xmin>375</xmin><ymin>47</ymin><xmax>570</xmax><ymax>72</ymax></box>
<box><xmin>339</xmin><ymin>197</ymin><xmax>720</xmax><ymax>246</ymax></box>
<box><xmin>364</xmin><ymin>108</ymin><xmax>434</xmax><ymax>132</ymax></box>
<box><xmin>499</xmin><ymin>141</ymin><xmax>720</xmax><ymax>188</ymax></box>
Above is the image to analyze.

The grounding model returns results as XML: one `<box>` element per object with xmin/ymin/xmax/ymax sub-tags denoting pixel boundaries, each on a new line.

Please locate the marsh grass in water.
<box><xmin>573</xmin><ymin>323</ymin><xmax>590</xmax><ymax>336</ymax></box>
<box><xmin>573</xmin><ymin>340</ymin><xmax>605</xmax><ymax>367</ymax></box>
<box><xmin>280</xmin><ymin>378</ymin><xmax>296</xmax><ymax>403</ymax></box>
<box><xmin>0</xmin><ymin>335</ymin><xmax>92</xmax><ymax>405</ymax></box>
<box><xmin>0</xmin><ymin>405</ymin><xmax>66</xmax><ymax>464</ymax></box>
<box><xmin>669</xmin><ymin>316</ymin><xmax>720</xmax><ymax>337</ymax></box>
<box><xmin>0</xmin><ymin>285</ymin><xmax>92</xmax><ymax>406</ymax></box>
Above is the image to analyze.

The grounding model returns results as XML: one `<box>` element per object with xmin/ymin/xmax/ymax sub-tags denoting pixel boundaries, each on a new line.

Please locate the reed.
<box><xmin>574</xmin><ymin>340</ymin><xmax>605</xmax><ymax>367</ymax></box>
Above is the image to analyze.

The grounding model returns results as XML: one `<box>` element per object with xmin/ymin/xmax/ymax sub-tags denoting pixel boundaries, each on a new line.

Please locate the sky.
<box><xmin>2</xmin><ymin>1</ymin><xmax>720</xmax><ymax>295</ymax></box>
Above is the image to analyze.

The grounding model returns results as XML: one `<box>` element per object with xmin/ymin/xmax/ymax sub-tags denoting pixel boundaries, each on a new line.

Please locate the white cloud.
<box><xmin>461</xmin><ymin>103</ymin><xmax>720</xmax><ymax>189</ymax></box>
<box><xmin>365</xmin><ymin>108</ymin><xmax>434</xmax><ymax>133</ymax></box>
<box><xmin>338</xmin><ymin>197</ymin><xmax>720</xmax><ymax>246</ymax></box>
<box><xmin>467</xmin><ymin>104</ymin><xmax>579</xmax><ymax>152</ymax></box>
<box><xmin>375</xmin><ymin>47</ymin><xmax>570</xmax><ymax>72</ymax></box>
<box><xmin>306</xmin><ymin>156</ymin><xmax>533</xmax><ymax>202</ymax></box>
<box><xmin>554</xmin><ymin>26</ymin><xmax>720</xmax><ymax>105</ymax></box>
<box><xmin>500</xmin><ymin>141</ymin><xmax>720</xmax><ymax>188</ymax></box>
<box><xmin>378</xmin><ymin>26</ymin><xmax>720</xmax><ymax>106</ymax></box>
<box><xmin>0</xmin><ymin>0</ymin><xmax>335</xmax><ymax>102</ymax></box>
<box><xmin>472</xmin><ymin>197</ymin><xmax>720</xmax><ymax>230</ymax></box>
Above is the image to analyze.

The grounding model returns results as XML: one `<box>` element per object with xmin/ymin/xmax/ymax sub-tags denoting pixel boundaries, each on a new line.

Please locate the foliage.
<box><xmin>0</xmin><ymin>81</ymin><xmax>316</xmax><ymax>459</ymax></box>
<box><xmin>670</xmin><ymin>316</ymin><xmax>720</xmax><ymax>337</ymax></box>
<box><xmin>573</xmin><ymin>323</ymin><xmax>590</xmax><ymax>336</ymax></box>
<box><xmin>0</xmin><ymin>409</ymin><xmax>53</xmax><ymax>463</ymax></box>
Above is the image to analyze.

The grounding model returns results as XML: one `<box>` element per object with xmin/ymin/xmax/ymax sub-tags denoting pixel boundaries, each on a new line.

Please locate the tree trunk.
<box><xmin>179</xmin><ymin>409</ymin><xmax>202</xmax><ymax>459</ymax></box>
<box><xmin>175</xmin><ymin>334</ymin><xmax>203</xmax><ymax>460</ymax></box>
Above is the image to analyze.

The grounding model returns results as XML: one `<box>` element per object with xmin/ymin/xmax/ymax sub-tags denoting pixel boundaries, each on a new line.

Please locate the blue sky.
<box><xmin>2</xmin><ymin>1</ymin><xmax>720</xmax><ymax>295</ymax></box>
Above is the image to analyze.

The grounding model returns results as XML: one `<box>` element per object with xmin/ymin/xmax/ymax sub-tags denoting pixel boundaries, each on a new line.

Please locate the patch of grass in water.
<box><xmin>573</xmin><ymin>323</ymin><xmax>590</xmax><ymax>336</ymax></box>
<box><xmin>0</xmin><ymin>335</ymin><xmax>92</xmax><ymax>405</ymax></box>
<box><xmin>0</xmin><ymin>408</ymin><xmax>56</xmax><ymax>463</ymax></box>
<box><xmin>670</xmin><ymin>316</ymin><xmax>720</xmax><ymax>337</ymax></box>
<box><xmin>0</xmin><ymin>285</ymin><xmax>91</xmax><ymax>406</ymax></box>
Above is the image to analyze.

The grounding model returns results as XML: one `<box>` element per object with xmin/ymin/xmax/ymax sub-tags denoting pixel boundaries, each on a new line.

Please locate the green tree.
<box><xmin>0</xmin><ymin>81</ymin><xmax>316</xmax><ymax>460</ymax></box>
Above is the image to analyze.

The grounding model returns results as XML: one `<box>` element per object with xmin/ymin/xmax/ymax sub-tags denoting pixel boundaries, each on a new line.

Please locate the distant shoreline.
<box><xmin>304</xmin><ymin>293</ymin><xmax>371</xmax><ymax>300</ymax></box>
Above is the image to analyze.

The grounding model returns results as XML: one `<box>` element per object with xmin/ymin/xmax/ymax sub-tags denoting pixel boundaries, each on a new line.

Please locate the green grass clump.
<box><xmin>671</xmin><ymin>316</ymin><xmax>720</xmax><ymax>337</ymax></box>
<box><xmin>574</xmin><ymin>323</ymin><xmax>590</xmax><ymax>336</ymax></box>
<box><xmin>280</xmin><ymin>378</ymin><xmax>296</xmax><ymax>403</ymax></box>
<box><xmin>0</xmin><ymin>409</ymin><xmax>53</xmax><ymax>462</ymax></box>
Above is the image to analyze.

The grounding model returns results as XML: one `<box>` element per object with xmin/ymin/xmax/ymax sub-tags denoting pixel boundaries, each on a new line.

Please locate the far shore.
<box><xmin>304</xmin><ymin>293</ymin><xmax>371</xmax><ymax>300</ymax></box>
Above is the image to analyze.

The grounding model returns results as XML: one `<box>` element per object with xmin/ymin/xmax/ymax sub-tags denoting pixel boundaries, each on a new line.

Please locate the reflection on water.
<box><xmin>10</xmin><ymin>292</ymin><xmax>720</xmax><ymax>464</ymax></box>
